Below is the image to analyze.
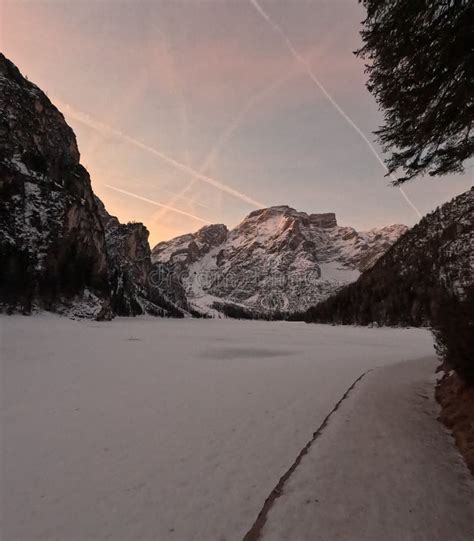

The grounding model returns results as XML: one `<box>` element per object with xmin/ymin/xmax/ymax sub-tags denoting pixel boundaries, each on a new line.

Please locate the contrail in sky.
<box><xmin>55</xmin><ymin>99</ymin><xmax>266</xmax><ymax>208</ymax></box>
<box><xmin>150</xmin><ymin>71</ymin><xmax>296</xmax><ymax>225</ymax></box>
<box><xmin>200</xmin><ymin>72</ymin><xmax>294</xmax><ymax>173</ymax></box>
<box><xmin>93</xmin><ymin>170</ymin><xmax>213</xmax><ymax>210</ymax></box>
<box><xmin>249</xmin><ymin>0</ymin><xmax>422</xmax><ymax>219</ymax></box>
<box><xmin>104</xmin><ymin>184</ymin><xmax>211</xmax><ymax>224</ymax></box>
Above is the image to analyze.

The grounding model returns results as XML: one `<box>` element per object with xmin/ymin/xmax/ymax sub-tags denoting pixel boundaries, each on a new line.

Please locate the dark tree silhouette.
<box><xmin>432</xmin><ymin>285</ymin><xmax>474</xmax><ymax>385</ymax></box>
<box><xmin>356</xmin><ymin>0</ymin><xmax>474</xmax><ymax>183</ymax></box>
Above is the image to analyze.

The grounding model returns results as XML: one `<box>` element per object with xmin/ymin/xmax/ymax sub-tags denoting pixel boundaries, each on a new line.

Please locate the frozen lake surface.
<box><xmin>2</xmin><ymin>315</ymin><xmax>435</xmax><ymax>540</ymax></box>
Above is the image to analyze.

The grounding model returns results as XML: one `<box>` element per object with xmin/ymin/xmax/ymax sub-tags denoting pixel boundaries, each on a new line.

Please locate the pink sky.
<box><xmin>2</xmin><ymin>0</ymin><xmax>471</xmax><ymax>245</ymax></box>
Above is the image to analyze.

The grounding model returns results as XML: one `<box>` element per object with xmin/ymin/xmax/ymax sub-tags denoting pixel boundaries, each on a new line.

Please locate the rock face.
<box><xmin>0</xmin><ymin>53</ymin><xmax>185</xmax><ymax>318</ymax></box>
<box><xmin>305</xmin><ymin>187</ymin><xmax>474</xmax><ymax>326</ymax></box>
<box><xmin>0</xmin><ymin>54</ymin><xmax>111</xmax><ymax>316</ymax></box>
<box><xmin>94</xmin><ymin>198</ymin><xmax>187</xmax><ymax>317</ymax></box>
<box><xmin>152</xmin><ymin>205</ymin><xmax>407</xmax><ymax>314</ymax></box>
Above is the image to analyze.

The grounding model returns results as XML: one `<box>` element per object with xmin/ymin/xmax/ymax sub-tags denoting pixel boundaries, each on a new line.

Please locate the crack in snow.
<box><xmin>242</xmin><ymin>369</ymin><xmax>373</xmax><ymax>541</ymax></box>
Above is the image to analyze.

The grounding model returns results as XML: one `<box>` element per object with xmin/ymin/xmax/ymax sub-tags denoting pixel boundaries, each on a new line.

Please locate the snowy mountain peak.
<box><xmin>152</xmin><ymin>206</ymin><xmax>408</xmax><ymax>315</ymax></box>
<box><xmin>243</xmin><ymin>206</ymin><xmax>337</xmax><ymax>229</ymax></box>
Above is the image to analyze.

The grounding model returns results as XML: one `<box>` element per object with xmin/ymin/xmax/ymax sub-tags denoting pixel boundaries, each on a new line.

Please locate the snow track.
<box><xmin>243</xmin><ymin>369</ymin><xmax>372</xmax><ymax>541</ymax></box>
<box><xmin>259</xmin><ymin>357</ymin><xmax>474</xmax><ymax>541</ymax></box>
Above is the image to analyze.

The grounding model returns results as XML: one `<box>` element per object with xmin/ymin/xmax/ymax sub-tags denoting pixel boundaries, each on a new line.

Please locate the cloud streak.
<box><xmin>54</xmin><ymin>99</ymin><xmax>266</xmax><ymax>208</ymax></box>
<box><xmin>93</xmin><ymin>170</ymin><xmax>213</xmax><ymax>210</ymax></box>
<box><xmin>104</xmin><ymin>184</ymin><xmax>211</xmax><ymax>224</ymax></box>
<box><xmin>249</xmin><ymin>0</ymin><xmax>422</xmax><ymax>219</ymax></box>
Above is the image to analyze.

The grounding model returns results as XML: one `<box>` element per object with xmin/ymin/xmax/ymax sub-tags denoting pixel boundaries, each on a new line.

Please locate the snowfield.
<box><xmin>1</xmin><ymin>315</ymin><xmax>444</xmax><ymax>540</ymax></box>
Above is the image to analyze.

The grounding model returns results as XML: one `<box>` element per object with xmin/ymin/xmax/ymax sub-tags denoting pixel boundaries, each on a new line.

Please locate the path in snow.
<box><xmin>243</xmin><ymin>369</ymin><xmax>373</xmax><ymax>541</ymax></box>
<box><xmin>2</xmin><ymin>315</ymin><xmax>436</xmax><ymax>540</ymax></box>
<box><xmin>258</xmin><ymin>357</ymin><xmax>474</xmax><ymax>541</ymax></box>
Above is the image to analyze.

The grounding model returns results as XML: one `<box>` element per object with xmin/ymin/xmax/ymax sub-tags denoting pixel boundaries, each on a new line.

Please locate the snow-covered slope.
<box><xmin>152</xmin><ymin>206</ymin><xmax>407</xmax><ymax>314</ymax></box>
<box><xmin>306</xmin><ymin>187</ymin><xmax>474</xmax><ymax>326</ymax></box>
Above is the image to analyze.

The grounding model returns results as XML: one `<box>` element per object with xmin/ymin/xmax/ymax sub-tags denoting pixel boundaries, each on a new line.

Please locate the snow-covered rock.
<box><xmin>152</xmin><ymin>205</ymin><xmax>407</xmax><ymax>314</ymax></box>
<box><xmin>0</xmin><ymin>53</ymin><xmax>111</xmax><ymax>316</ymax></box>
<box><xmin>0</xmin><ymin>53</ymin><xmax>185</xmax><ymax>318</ymax></box>
<box><xmin>94</xmin><ymin>197</ymin><xmax>188</xmax><ymax>317</ymax></box>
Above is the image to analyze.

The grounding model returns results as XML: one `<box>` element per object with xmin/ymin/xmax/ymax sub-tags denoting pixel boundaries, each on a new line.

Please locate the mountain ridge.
<box><xmin>304</xmin><ymin>187</ymin><xmax>473</xmax><ymax>326</ymax></box>
<box><xmin>152</xmin><ymin>205</ymin><xmax>408</xmax><ymax>315</ymax></box>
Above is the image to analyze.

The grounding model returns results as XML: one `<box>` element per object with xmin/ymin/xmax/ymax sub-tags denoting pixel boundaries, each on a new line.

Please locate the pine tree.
<box><xmin>356</xmin><ymin>0</ymin><xmax>474</xmax><ymax>183</ymax></box>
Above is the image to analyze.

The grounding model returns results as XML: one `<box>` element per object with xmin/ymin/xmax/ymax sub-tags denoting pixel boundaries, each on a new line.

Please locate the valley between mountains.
<box><xmin>0</xmin><ymin>53</ymin><xmax>407</xmax><ymax>319</ymax></box>
<box><xmin>1</xmin><ymin>50</ymin><xmax>474</xmax><ymax>541</ymax></box>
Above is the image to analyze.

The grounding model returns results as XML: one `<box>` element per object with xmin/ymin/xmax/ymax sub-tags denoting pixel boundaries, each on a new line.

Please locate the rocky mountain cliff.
<box><xmin>94</xmin><ymin>197</ymin><xmax>187</xmax><ymax>317</ymax></box>
<box><xmin>152</xmin><ymin>205</ymin><xmax>407</xmax><ymax>314</ymax></box>
<box><xmin>305</xmin><ymin>187</ymin><xmax>473</xmax><ymax>326</ymax></box>
<box><xmin>0</xmin><ymin>53</ymin><xmax>185</xmax><ymax>318</ymax></box>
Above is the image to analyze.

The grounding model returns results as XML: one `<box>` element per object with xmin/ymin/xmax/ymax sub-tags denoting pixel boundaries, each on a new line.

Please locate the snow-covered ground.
<box><xmin>258</xmin><ymin>357</ymin><xmax>474</xmax><ymax>541</ymax></box>
<box><xmin>2</xmin><ymin>315</ymin><xmax>437</xmax><ymax>540</ymax></box>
